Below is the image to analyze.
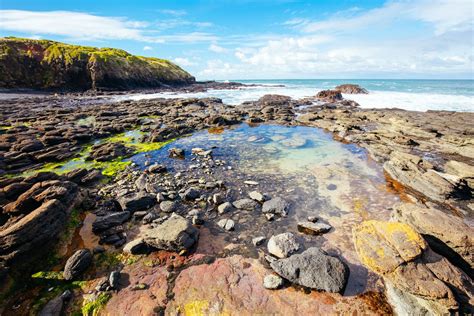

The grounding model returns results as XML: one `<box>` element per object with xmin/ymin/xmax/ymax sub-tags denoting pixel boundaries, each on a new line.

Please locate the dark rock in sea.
<box><xmin>316</xmin><ymin>90</ymin><xmax>343</xmax><ymax>102</ymax></box>
<box><xmin>270</xmin><ymin>247</ymin><xmax>348</xmax><ymax>293</ymax></box>
<box><xmin>335</xmin><ymin>84</ymin><xmax>369</xmax><ymax>94</ymax></box>
<box><xmin>63</xmin><ymin>249</ymin><xmax>92</xmax><ymax>281</ymax></box>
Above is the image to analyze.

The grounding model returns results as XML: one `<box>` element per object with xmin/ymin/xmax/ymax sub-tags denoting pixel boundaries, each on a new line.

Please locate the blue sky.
<box><xmin>1</xmin><ymin>0</ymin><xmax>472</xmax><ymax>79</ymax></box>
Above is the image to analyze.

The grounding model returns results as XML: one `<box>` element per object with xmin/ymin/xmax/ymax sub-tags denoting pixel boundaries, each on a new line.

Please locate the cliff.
<box><xmin>0</xmin><ymin>37</ymin><xmax>195</xmax><ymax>91</ymax></box>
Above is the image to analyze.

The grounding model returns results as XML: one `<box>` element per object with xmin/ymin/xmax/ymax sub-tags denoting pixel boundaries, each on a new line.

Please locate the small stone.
<box><xmin>307</xmin><ymin>216</ymin><xmax>318</xmax><ymax>223</ymax></box>
<box><xmin>267</xmin><ymin>233</ymin><xmax>300</xmax><ymax>259</ymax></box>
<box><xmin>233</xmin><ymin>198</ymin><xmax>259</xmax><ymax>211</ymax></box>
<box><xmin>148</xmin><ymin>164</ymin><xmax>167</xmax><ymax>173</ymax></box>
<box><xmin>218</xmin><ymin>202</ymin><xmax>234</xmax><ymax>214</ymax></box>
<box><xmin>249</xmin><ymin>191</ymin><xmax>265</xmax><ymax>202</ymax></box>
<box><xmin>265</xmin><ymin>213</ymin><xmax>275</xmax><ymax>221</ymax></box>
<box><xmin>252</xmin><ymin>236</ymin><xmax>266</xmax><ymax>246</ymax></box>
<box><xmin>244</xmin><ymin>180</ymin><xmax>259</xmax><ymax>185</ymax></box>
<box><xmin>213</xmin><ymin>193</ymin><xmax>225</xmax><ymax>204</ymax></box>
<box><xmin>109</xmin><ymin>271</ymin><xmax>120</xmax><ymax>289</ymax></box>
<box><xmin>262</xmin><ymin>197</ymin><xmax>289</xmax><ymax>216</ymax></box>
<box><xmin>159</xmin><ymin>200</ymin><xmax>177</xmax><ymax>213</ymax></box>
<box><xmin>131</xmin><ymin>283</ymin><xmax>148</xmax><ymax>291</ymax></box>
<box><xmin>263</xmin><ymin>274</ymin><xmax>284</xmax><ymax>290</ymax></box>
<box><xmin>297</xmin><ymin>221</ymin><xmax>332</xmax><ymax>235</ymax></box>
<box><xmin>217</xmin><ymin>218</ymin><xmax>235</xmax><ymax>231</ymax></box>
<box><xmin>169</xmin><ymin>148</ymin><xmax>185</xmax><ymax>159</ymax></box>
<box><xmin>181</xmin><ymin>187</ymin><xmax>200</xmax><ymax>201</ymax></box>
<box><xmin>156</xmin><ymin>193</ymin><xmax>166</xmax><ymax>203</ymax></box>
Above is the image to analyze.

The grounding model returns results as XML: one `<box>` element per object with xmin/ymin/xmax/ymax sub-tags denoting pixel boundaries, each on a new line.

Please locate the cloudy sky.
<box><xmin>1</xmin><ymin>0</ymin><xmax>472</xmax><ymax>80</ymax></box>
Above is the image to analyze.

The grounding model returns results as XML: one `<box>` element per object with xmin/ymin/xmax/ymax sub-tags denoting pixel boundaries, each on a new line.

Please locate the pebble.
<box><xmin>263</xmin><ymin>274</ymin><xmax>284</xmax><ymax>290</ymax></box>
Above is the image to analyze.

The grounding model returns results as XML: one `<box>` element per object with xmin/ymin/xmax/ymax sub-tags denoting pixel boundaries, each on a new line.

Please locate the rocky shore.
<box><xmin>0</xmin><ymin>85</ymin><xmax>472</xmax><ymax>315</ymax></box>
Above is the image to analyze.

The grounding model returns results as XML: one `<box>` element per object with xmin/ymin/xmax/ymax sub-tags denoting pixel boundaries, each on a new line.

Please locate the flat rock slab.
<box><xmin>297</xmin><ymin>221</ymin><xmax>332</xmax><ymax>235</ymax></box>
<box><xmin>353</xmin><ymin>220</ymin><xmax>427</xmax><ymax>274</ymax></box>
<box><xmin>262</xmin><ymin>197</ymin><xmax>288</xmax><ymax>216</ymax></box>
<box><xmin>143</xmin><ymin>214</ymin><xmax>199</xmax><ymax>252</ymax></box>
<box><xmin>118</xmin><ymin>192</ymin><xmax>155</xmax><ymax>213</ymax></box>
<box><xmin>270</xmin><ymin>247</ymin><xmax>348</xmax><ymax>293</ymax></box>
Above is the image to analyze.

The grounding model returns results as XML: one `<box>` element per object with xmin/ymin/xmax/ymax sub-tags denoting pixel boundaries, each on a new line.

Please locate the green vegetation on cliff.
<box><xmin>0</xmin><ymin>37</ymin><xmax>195</xmax><ymax>90</ymax></box>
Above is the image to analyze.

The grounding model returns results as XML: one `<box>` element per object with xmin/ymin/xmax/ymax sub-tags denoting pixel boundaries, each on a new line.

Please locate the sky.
<box><xmin>0</xmin><ymin>0</ymin><xmax>473</xmax><ymax>80</ymax></box>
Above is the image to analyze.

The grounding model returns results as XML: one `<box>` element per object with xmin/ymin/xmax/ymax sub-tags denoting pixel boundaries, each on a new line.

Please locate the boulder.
<box><xmin>392</xmin><ymin>203</ymin><xmax>474</xmax><ymax>270</ymax></box>
<box><xmin>118</xmin><ymin>192</ymin><xmax>155</xmax><ymax>213</ymax></box>
<box><xmin>270</xmin><ymin>247</ymin><xmax>348</xmax><ymax>293</ymax></box>
<box><xmin>267</xmin><ymin>233</ymin><xmax>300</xmax><ymax>258</ymax></box>
<box><xmin>143</xmin><ymin>214</ymin><xmax>199</xmax><ymax>252</ymax></box>
<box><xmin>38</xmin><ymin>290</ymin><xmax>71</xmax><ymax>316</ymax></box>
<box><xmin>262</xmin><ymin>197</ymin><xmax>289</xmax><ymax>216</ymax></box>
<box><xmin>353</xmin><ymin>220</ymin><xmax>474</xmax><ymax>315</ymax></box>
<box><xmin>63</xmin><ymin>249</ymin><xmax>92</xmax><ymax>280</ymax></box>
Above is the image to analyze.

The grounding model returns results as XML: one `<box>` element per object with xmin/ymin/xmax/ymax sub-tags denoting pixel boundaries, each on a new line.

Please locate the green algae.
<box><xmin>81</xmin><ymin>292</ymin><xmax>111</xmax><ymax>316</ymax></box>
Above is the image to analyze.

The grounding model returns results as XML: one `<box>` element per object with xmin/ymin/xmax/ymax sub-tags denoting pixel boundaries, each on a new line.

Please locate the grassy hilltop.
<box><xmin>0</xmin><ymin>37</ymin><xmax>195</xmax><ymax>91</ymax></box>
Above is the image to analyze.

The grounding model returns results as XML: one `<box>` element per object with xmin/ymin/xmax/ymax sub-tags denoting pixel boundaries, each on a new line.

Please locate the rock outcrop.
<box><xmin>392</xmin><ymin>203</ymin><xmax>474</xmax><ymax>272</ymax></box>
<box><xmin>270</xmin><ymin>247</ymin><xmax>349</xmax><ymax>293</ymax></box>
<box><xmin>354</xmin><ymin>220</ymin><xmax>473</xmax><ymax>315</ymax></box>
<box><xmin>0</xmin><ymin>37</ymin><xmax>195</xmax><ymax>91</ymax></box>
<box><xmin>335</xmin><ymin>84</ymin><xmax>368</xmax><ymax>94</ymax></box>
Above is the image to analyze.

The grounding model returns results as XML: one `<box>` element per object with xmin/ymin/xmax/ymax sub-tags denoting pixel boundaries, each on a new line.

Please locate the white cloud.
<box><xmin>173</xmin><ymin>57</ymin><xmax>196</xmax><ymax>67</ymax></box>
<box><xmin>292</xmin><ymin>0</ymin><xmax>473</xmax><ymax>36</ymax></box>
<box><xmin>159</xmin><ymin>9</ymin><xmax>187</xmax><ymax>16</ymax></box>
<box><xmin>209</xmin><ymin>43</ymin><xmax>227</xmax><ymax>53</ymax></box>
<box><xmin>155</xmin><ymin>19</ymin><xmax>213</xmax><ymax>30</ymax></box>
<box><xmin>0</xmin><ymin>10</ymin><xmax>148</xmax><ymax>41</ymax></box>
<box><xmin>143</xmin><ymin>46</ymin><xmax>153</xmax><ymax>51</ymax></box>
<box><xmin>0</xmin><ymin>10</ymin><xmax>217</xmax><ymax>44</ymax></box>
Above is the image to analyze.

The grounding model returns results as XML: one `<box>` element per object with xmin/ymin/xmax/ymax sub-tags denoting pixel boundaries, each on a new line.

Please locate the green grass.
<box><xmin>81</xmin><ymin>292</ymin><xmax>111</xmax><ymax>316</ymax></box>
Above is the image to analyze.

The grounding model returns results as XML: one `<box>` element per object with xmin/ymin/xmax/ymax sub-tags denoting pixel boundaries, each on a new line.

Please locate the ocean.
<box><xmin>122</xmin><ymin>79</ymin><xmax>474</xmax><ymax>112</ymax></box>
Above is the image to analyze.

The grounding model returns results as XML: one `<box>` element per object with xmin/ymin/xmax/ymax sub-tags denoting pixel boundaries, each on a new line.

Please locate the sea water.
<box><xmin>121</xmin><ymin>79</ymin><xmax>474</xmax><ymax>112</ymax></box>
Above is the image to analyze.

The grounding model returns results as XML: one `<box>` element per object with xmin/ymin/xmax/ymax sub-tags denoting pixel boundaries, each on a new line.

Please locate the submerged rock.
<box><xmin>63</xmin><ymin>249</ymin><xmax>92</xmax><ymax>281</ymax></box>
<box><xmin>143</xmin><ymin>214</ymin><xmax>199</xmax><ymax>252</ymax></box>
<box><xmin>267</xmin><ymin>232</ymin><xmax>300</xmax><ymax>258</ymax></box>
<box><xmin>262</xmin><ymin>197</ymin><xmax>289</xmax><ymax>216</ymax></box>
<box><xmin>233</xmin><ymin>198</ymin><xmax>259</xmax><ymax>211</ymax></box>
<box><xmin>297</xmin><ymin>221</ymin><xmax>332</xmax><ymax>235</ymax></box>
<box><xmin>270</xmin><ymin>247</ymin><xmax>348</xmax><ymax>293</ymax></box>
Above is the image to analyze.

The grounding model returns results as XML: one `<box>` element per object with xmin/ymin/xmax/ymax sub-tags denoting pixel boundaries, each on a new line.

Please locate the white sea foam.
<box><xmin>116</xmin><ymin>85</ymin><xmax>474</xmax><ymax>112</ymax></box>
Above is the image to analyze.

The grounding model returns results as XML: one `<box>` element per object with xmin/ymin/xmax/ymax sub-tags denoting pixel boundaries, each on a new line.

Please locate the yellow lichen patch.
<box><xmin>183</xmin><ymin>300</ymin><xmax>210</xmax><ymax>316</ymax></box>
<box><xmin>353</xmin><ymin>221</ymin><xmax>405</xmax><ymax>275</ymax></box>
<box><xmin>374</xmin><ymin>221</ymin><xmax>427</xmax><ymax>262</ymax></box>
<box><xmin>353</xmin><ymin>197</ymin><xmax>369</xmax><ymax>220</ymax></box>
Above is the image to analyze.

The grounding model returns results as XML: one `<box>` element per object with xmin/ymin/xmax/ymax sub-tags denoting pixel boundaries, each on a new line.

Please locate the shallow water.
<box><xmin>130</xmin><ymin>123</ymin><xmax>402</xmax><ymax>295</ymax></box>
